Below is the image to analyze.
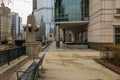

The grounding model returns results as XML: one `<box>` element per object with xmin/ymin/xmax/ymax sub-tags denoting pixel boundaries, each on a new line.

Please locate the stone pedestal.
<box><xmin>24</xmin><ymin>42</ymin><xmax>41</xmax><ymax>58</ymax></box>
<box><xmin>24</xmin><ymin>14</ymin><xmax>42</xmax><ymax>57</ymax></box>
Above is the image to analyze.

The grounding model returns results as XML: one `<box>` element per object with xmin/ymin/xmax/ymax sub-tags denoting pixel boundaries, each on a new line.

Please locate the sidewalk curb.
<box><xmin>0</xmin><ymin>56</ymin><xmax>29</xmax><ymax>80</ymax></box>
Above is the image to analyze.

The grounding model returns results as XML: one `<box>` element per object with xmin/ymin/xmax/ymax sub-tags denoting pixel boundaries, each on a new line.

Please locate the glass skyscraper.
<box><xmin>33</xmin><ymin>0</ymin><xmax>54</xmax><ymax>40</ymax></box>
<box><xmin>33</xmin><ymin>0</ymin><xmax>37</xmax><ymax>10</ymax></box>
<box><xmin>55</xmin><ymin>0</ymin><xmax>89</xmax><ymax>22</ymax></box>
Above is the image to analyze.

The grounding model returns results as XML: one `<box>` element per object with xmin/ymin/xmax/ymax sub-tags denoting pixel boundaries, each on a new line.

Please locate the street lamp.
<box><xmin>35</xmin><ymin>25</ymin><xmax>40</xmax><ymax>32</ymax></box>
<box><xmin>27</xmin><ymin>24</ymin><xmax>32</xmax><ymax>32</ymax></box>
<box><xmin>37</xmin><ymin>25</ymin><xmax>40</xmax><ymax>28</ymax></box>
<box><xmin>23</xmin><ymin>24</ymin><xmax>40</xmax><ymax>32</ymax></box>
<box><xmin>23</xmin><ymin>25</ymin><xmax>26</xmax><ymax>31</ymax></box>
<box><xmin>37</xmin><ymin>25</ymin><xmax>40</xmax><ymax>30</ymax></box>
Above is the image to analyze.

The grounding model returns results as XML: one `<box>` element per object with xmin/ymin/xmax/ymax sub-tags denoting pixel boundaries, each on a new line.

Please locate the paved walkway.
<box><xmin>38</xmin><ymin>42</ymin><xmax>120</xmax><ymax>80</ymax></box>
<box><xmin>7</xmin><ymin>42</ymin><xmax>120</xmax><ymax>80</ymax></box>
<box><xmin>44</xmin><ymin>42</ymin><xmax>96</xmax><ymax>52</ymax></box>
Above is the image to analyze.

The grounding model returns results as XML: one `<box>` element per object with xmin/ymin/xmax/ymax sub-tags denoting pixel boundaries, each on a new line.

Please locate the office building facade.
<box><xmin>11</xmin><ymin>12</ymin><xmax>22</xmax><ymax>40</ymax></box>
<box><xmin>55</xmin><ymin>0</ymin><xmax>89</xmax><ymax>47</ymax></box>
<box><xmin>0</xmin><ymin>2</ymin><xmax>12</xmax><ymax>42</ymax></box>
<box><xmin>55</xmin><ymin>0</ymin><xmax>120</xmax><ymax>50</ymax></box>
<box><xmin>89</xmin><ymin>0</ymin><xmax>120</xmax><ymax>49</ymax></box>
<box><xmin>11</xmin><ymin>12</ymin><xmax>18</xmax><ymax>39</ymax></box>
<box><xmin>17</xmin><ymin>16</ymin><xmax>22</xmax><ymax>39</ymax></box>
<box><xmin>33</xmin><ymin>0</ymin><xmax>55</xmax><ymax>41</ymax></box>
<box><xmin>55</xmin><ymin>0</ymin><xmax>89</xmax><ymax>22</ymax></box>
<box><xmin>33</xmin><ymin>0</ymin><xmax>37</xmax><ymax>10</ymax></box>
<box><xmin>18</xmin><ymin>16</ymin><xmax>22</xmax><ymax>35</ymax></box>
<box><xmin>33</xmin><ymin>9</ymin><xmax>46</xmax><ymax>40</ymax></box>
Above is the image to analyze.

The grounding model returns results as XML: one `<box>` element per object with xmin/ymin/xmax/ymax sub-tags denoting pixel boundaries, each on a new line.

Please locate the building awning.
<box><xmin>55</xmin><ymin>21</ymin><xmax>89</xmax><ymax>31</ymax></box>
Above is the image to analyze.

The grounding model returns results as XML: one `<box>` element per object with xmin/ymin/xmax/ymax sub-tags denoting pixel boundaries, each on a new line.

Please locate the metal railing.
<box><xmin>0</xmin><ymin>46</ymin><xmax>26</xmax><ymax>66</ymax></box>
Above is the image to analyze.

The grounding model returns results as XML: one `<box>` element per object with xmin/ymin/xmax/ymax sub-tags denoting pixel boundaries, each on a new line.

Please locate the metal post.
<box><xmin>18</xmin><ymin>47</ymin><xmax>20</xmax><ymax>59</ymax></box>
<box><xmin>7</xmin><ymin>50</ymin><xmax>10</xmax><ymax>65</ymax></box>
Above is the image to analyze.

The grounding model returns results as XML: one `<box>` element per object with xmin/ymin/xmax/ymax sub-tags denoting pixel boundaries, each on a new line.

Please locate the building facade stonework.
<box><xmin>54</xmin><ymin>0</ymin><xmax>120</xmax><ymax>50</ymax></box>
<box><xmin>88</xmin><ymin>0</ymin><xmax>120</xmax><ymax>49</ymax></box>
<box><xmin>0</xmin><ymin>2</ymin><xmax>12</xmax><ymax>42</ymax></box>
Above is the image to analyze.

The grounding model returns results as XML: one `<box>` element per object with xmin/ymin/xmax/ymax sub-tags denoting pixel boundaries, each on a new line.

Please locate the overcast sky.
<box><xmin>6</xmin><ymin>0</ymin><xmax>32</xmax><ymax>24</ymax></box>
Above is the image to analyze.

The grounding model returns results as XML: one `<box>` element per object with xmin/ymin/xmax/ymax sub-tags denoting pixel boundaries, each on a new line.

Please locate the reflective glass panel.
<box><xmin>55</xmin><ymin>0</ymin><xmax>89</xmax><ymax>22</ymax></box>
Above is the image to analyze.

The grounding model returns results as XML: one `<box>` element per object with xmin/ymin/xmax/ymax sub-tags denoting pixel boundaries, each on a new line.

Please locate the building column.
<box><xmin>76</xmin><ymin>33</ymin><xmax>79</xmax><ymax>44</ymax></box>
<box><xmin>72</xmin><ymin>32</ymin><xmax>75</xmax><ymax>42</ymax></box>
<box><xmin>63</xmin><ymin>29</ymin><xmax>65</xmax><ymax>43</ymax></box>
<box><xmin>56</xmin><ymin>25</ymin><xmax>60</xmax><ymax>48</ymax></box>
<box><xmin>81</xmin><ymin>32</ymin><xmax>83</xmax><ymax>45</ymax></box>
<box><xmin>75</xmin><ymin>33</ymin><xmax>78</xmax><ymax>43</ymax></box>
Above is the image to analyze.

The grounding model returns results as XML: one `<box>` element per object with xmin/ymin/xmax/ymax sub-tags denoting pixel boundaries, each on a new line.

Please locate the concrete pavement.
<box><xmin>6</xmin><ymin>42</ymin><xmax>120</xmax><ymax>80</ymax></box>
<box><xmin>38</xmin><ymin>42</ymin><xmax>120</xmax><ymax>80</ymax></box>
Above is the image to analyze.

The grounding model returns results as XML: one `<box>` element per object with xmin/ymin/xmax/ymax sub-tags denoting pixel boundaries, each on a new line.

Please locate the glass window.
<box><xmin>116</xmin><ymin>9</ymin><xmax>120</xmax><ymax>14</ymax></box>
<box><xmin>115</xmin><ymin>27</ymin><xmax>120</xmax><ymax>33</ymax></box>
<box><xmin>115</xmin><ymin>27</ymin><xmax>120</xmax><ymax>44</ymax></box>
<box><xmin>55</xmin><ymin>0</ymin><xmax>89</xmax><ymax>22</ymax></box>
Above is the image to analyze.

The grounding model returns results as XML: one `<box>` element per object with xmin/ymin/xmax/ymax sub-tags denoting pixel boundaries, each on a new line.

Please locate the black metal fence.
<box><xmin>0</xmin><ymin>46</ymin><xmax>26</xmax><ymax>66</ymax></box>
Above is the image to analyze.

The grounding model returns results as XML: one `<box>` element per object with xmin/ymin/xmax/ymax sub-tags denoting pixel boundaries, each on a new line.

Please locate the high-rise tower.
<box><xmin>33</xmin><ymin>0</ymin><xmax>54</xmax><ymax>40</ymax></box>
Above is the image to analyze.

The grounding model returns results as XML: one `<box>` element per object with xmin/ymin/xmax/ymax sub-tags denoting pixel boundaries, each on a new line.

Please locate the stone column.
<box><xmin>81</xmin><ymin>32</ymin><xmax>83</xmax><ymax>45</ymax></box>
<box><xmin>72</xmin><ymin>32</ymin><xmax>76</xmax><ymax>43</ymax></box>
<box><xmin>56</xmin><ymin>25</ymin><xmax>60</xmax><ymax>48</ymax></box>
<box><xmin>63</xmin><ymin>29</ymin><xmax>65</xmax><ymax>43</ymax></box>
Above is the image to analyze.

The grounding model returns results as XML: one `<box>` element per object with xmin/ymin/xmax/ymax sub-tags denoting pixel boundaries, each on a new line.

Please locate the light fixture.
<box><xmin>22</xmin><ymin>25</ymin><xmax>26</xmax><ymax>31</ymax></box>
<box><xmin>35</xmin><ymin>25</ymin><xmax>40</xmax><ymax>31</ymax></box>
<box><xmin>37</xmin><ymin>25</ymin><xmax>40</xmax><ymax>28</ymax></box>
<box><xmin>27</xmin><ymin>24</ymin><xmax>32</xmax><ymax>32</ymax></box>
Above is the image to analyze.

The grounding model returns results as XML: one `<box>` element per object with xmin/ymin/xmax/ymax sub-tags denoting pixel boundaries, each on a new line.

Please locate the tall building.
<box><xmin>55</xmin><ymin>0</ymin><xmax>120</xmax><ymax>50</ymax></box>
<box><xmin>18</xmin><ymin>16</ymin><xmax>22</xmax><ymax>35</ymax></box>
<box><xmin>11</xmin><ymin>12</ymin><xmax>18</xmax><ymax>39</ymax></box>
<box><xmin>33</xmin><ymin>0</ymin><xmax>54</xmax><ymax>41</ymax></box>
<box><xmin>11</xmin><ymin>12</ymin><xmax>22</xmax><ymax>40</ymax></box>
<box><xmin>55</xmin><ymin>0</ymin><xmax>89</xmax><ymax>47</ymax></box>
<box><xmin>88</xmin><ymin>0</ymin><xmax>120</xmax><ymax>49</ymax></box>
<box><xmin>0</xmin><ymin>2</ymin><xmax>12</xmax><ymax>42</ymax></box>
<box><xmin>33</xmin><ymin>0</ymin><xmax>37</xmax><ymax>10</ymax></box>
